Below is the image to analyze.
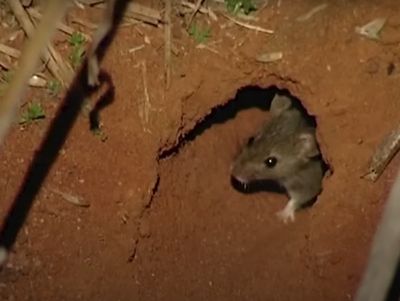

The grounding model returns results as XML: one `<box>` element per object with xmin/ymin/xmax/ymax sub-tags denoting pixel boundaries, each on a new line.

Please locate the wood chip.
<box><xmin>50</xmin><ymin>188</ymin><xmax>90</xmax><ymax>207</ymax></box>
<box><xmin>256</xmin><ymin>51</ymin><xmax>283</xmax><ymax>62</ymax></box>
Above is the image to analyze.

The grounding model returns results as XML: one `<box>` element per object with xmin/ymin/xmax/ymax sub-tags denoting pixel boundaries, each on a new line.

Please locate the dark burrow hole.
<box><xmin>159</xmin><ymin>85</ymin><xmax>331</xmax><ymax>207</ymax></box>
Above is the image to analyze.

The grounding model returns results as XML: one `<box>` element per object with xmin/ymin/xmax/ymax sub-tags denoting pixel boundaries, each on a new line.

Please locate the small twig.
<box><xmin>196</xmin><ymin>43</ymin><xmax>220</xmax><ymax>54</ymax></box>
<box><xmin>186</xmin><ymin>0</ymin><xmax>204</xmax><ymax>29</ymax></box>
<box><xmin>121</xmin><ymin>18</ymin><xmax>142</xmax><ymax>27</ymax></box>
<box><xmin>73</xmin><ymin>0</ymin><xmax>86</xmax><ymax>10</ymax></box>
<box><xmin>0</xmin><ymin>59</ymin><xmax>11</xmax><ymax>70</ymax></box>
<box><xmin>0</xmin><ymin>43</ymin><xmax>21</xmax><ymax>59</ymax></box>
<box><xmin>296</xmin><ymin>3</ymin><xmax>328</xmax><ymax>22</ymax></box>
<box><xmin>181</xmin><ymin>0</ymin><xmax>218</xmax><ymax>21</ymax></box>
<box><xmin>164</xmin><ymin>0</ymin><xmax>172</xmax><ymax>89</ymax></box>
<box><xmin>128</xmin><ymin>44</ymin><xmax>145</xmax><ymax>53</ymax></box>
<box><xmin>138</xmin><ymin>61</ymin><xmax>152</xmax><ymax>133</ymax></box>
<box><xmin>221</xmin><ymin>12</ymin><xmax>274</xmax><ymax>34</ymax></box>
<box><xmin>362</xmin><ymin>124</ymin><xmax>400</xmax><ymax>182</ymax></box>
<box><xmin>142</xmin><ymin>61</ymin><xmax>151</xmax><ymax>123</ymax></box>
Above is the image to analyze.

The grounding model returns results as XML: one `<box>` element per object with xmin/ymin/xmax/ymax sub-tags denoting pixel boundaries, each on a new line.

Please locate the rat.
<box><xmin>231</xmin><ymin>94</ymin><xmax>324</xmax><ymax>223</ymax></box>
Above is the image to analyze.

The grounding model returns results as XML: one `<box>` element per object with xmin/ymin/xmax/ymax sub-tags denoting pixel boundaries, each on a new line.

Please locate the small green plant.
<box><xmin>20</xmin><ymin>102</ymin><xmax>46</xmax><ymax>124</ymax></box>
<box><xmin>188</xmin><ymin>23</ymin><xmax>211</xmax><ymax>44</ymax></box>
<box><xmin>225</xmin><ymin>0</ymin><xmax>257</xmax><ymax>15</ymax></box>
<box><xmin>47</xmin><ymin>79</ymin><xmax>62</xmax><ymax>97</ymax></box>
<box><xmin>68</xmin><ymin>31</ymin><xmax>86</xmax><ymax>69</ymax></box>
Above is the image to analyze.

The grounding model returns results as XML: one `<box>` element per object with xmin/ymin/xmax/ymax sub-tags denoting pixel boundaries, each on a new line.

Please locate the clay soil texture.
<box><xmin>1</xmin><ymin>0</ymin><xmax>400</xmax><ymax>300</ymax></box>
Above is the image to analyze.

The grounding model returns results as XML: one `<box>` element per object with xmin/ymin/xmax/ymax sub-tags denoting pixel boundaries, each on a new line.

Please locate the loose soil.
<box><xmin>1</xmin><ymin>1</ymin><xmax>400</xmax><ymax>300</ymax></box>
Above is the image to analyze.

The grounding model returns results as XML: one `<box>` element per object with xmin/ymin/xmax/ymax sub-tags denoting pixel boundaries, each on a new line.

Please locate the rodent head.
<box><xmin>231</xmin><ymin>128</ymin><xmax>319</xmax><ymax>184</ymax></box>
<box><xmin>231</xmin><ymin>94</ymin><xmax>320</xmax><ymax>185</ymax></box>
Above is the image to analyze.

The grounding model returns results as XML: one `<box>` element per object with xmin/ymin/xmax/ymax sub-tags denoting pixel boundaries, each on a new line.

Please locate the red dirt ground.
<box><xmin>1</xmin><ymin>0</ymin><xmax>400</xmax><ymax>300</ymax></box>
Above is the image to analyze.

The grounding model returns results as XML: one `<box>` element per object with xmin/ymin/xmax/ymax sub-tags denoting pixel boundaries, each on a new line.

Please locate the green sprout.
<box><xmin>225</xmin><ymin>0</ymin><xmax>257</xmax><ymax>15</ymax></box>
<box><xmin>68</xmin><ymin>31</ymin><xmax>86</xmax><ymax>69</ymax></box>
<box><xmin>47</xmin><ymin>79</ymin><xmax>62</xmax><ymax>97</ymax></box>
<box><xmin>188</xmin><ymin>23</ymin><xmax>211</xmax><ymax>44</ymax></box>
<box><xmin>19</xmin><ymin>102</ymin><xmax>46</xmax><ymax>124</ymax></box>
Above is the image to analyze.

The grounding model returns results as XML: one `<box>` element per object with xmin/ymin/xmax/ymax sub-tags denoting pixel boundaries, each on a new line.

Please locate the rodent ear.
<box><xmin>270</xmin><ymin>94</ymin><xmax>292</xmax><ymax>116</ymax></box>
<box><xmin>298</xmin><ymin>133</ymin><xmax>320</xmax><ymax>158</ymax></box>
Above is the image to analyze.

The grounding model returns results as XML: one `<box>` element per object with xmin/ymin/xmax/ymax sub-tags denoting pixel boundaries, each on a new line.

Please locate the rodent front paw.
<box><xmin>276</xmin><ymin>207</ymin><xmax>296</xmax><ymax>224</ymax></box>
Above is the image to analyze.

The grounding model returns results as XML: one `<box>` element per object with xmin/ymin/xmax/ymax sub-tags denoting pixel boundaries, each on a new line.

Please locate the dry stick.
<box><xmin>137</xmin><ymin>60</ymin><xmax>152</xmax><ymax>133</ymax></box>
<box><xmin>363</xmin><ymin>124</ymin><xmax>400</xmax><ymax>182</ymax></box>
<box><xmin>221</xmin><ymin>12</ymin><xmax>274</xmax><ymax>34</ymax></box>
<box><xmin>164</xmin><ymin>0</ymin><xmax>172</xmax><ymax>89</ymax></box>
<box><xmin>186</xmin><ymin>0</ymin><xmax>204</xmax><ymax>29</ymax></box>
<box><xmin>0</xmin><ymin>59</ymin><xmax>11</xmax><ymax>70</ymax></box>
<box><xmin>0</xmin><ymin>43</ymin><xmax>21</xmax><ymax>59</ymax></box>
<box><xmin>181</xmin><ymin>0</ymin><xmax>218</xmax><ymax>20</ymax></box>
<box><xmin>7</xmin><ymin>0</ymin><xmax>74</xmax><ymax>86</ymax></box>
<box><xmin>0</xmin><ymin>0</ymin><xmax>70</xmax><ymax>145</ymax></box>
<box><xmin>296</xmin><ymin>3</ymin><xmax>328</xmax><ymax>22</ymax></box>
<box><xmin>354</xmin><ymin>168</ymin><xmax>400</xmax><ymax>301</ymax></box>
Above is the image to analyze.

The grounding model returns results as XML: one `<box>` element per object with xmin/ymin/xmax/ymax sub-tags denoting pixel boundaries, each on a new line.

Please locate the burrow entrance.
<box><xmin>160</xmin><ymin>85</ymin><xmax>331</xmax><ymax>197</ymax></box>
<box><xmin>134</xmin><ymin>86</ymin><xmax>333</xmax><ymax>300</ymax></box>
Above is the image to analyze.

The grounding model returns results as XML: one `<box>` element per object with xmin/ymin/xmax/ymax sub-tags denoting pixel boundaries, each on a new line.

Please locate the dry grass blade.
<box><xmin>221</xmin><ymin>12</ymin><xmax>273</xmax><ymax>34</ymax></box>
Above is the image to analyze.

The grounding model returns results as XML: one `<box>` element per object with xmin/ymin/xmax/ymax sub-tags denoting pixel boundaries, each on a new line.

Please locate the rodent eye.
<box><xmin>264</xmin><ymin>157</ymin><xmax>277</xmax><ymax>168</ymax></box>
<box><xmin>247</xmin><ymin>137</ymin><xmax>255</xmax><ymax>146</ymax></box>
